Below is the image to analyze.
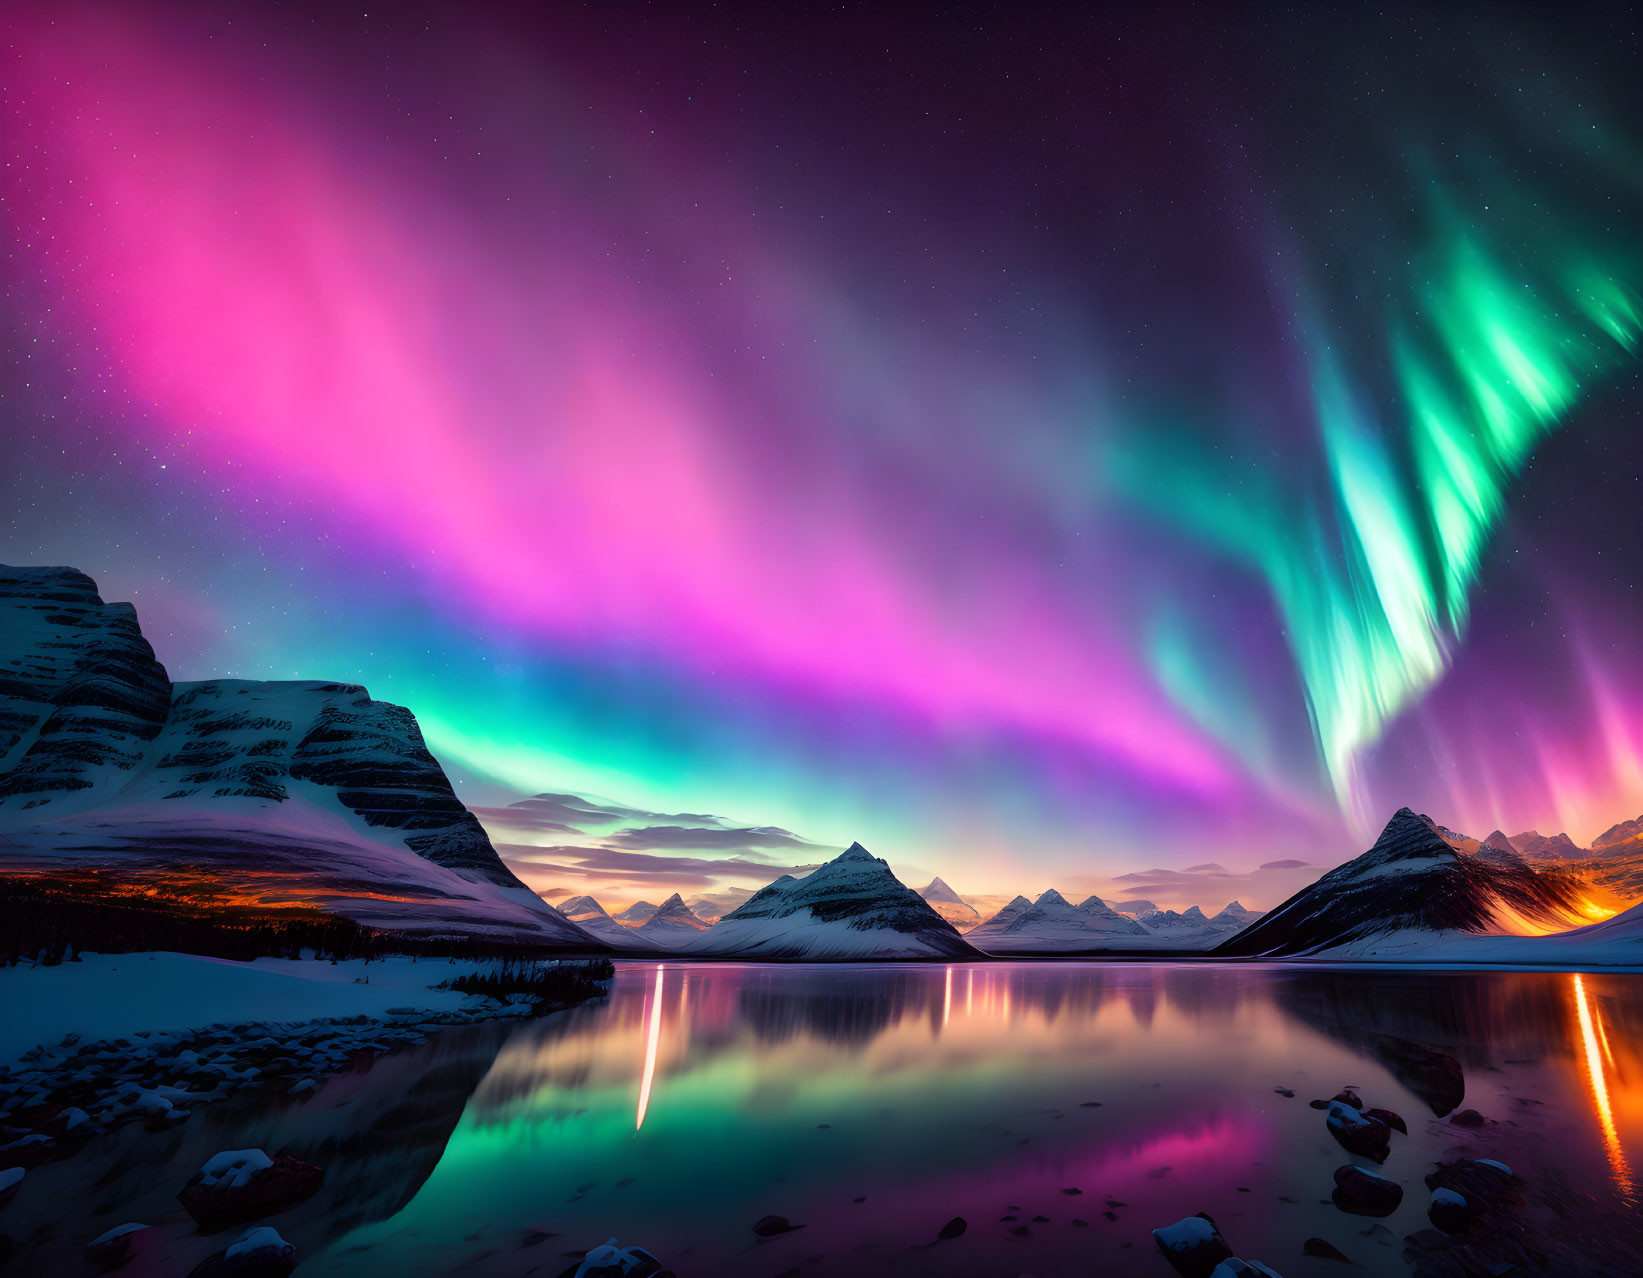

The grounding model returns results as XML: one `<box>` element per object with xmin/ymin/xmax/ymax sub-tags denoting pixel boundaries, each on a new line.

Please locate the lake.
<box><xmin>13</xmin><ymin>962</ymin><xmax>1643</xmax><ymax>1276</ymax></box>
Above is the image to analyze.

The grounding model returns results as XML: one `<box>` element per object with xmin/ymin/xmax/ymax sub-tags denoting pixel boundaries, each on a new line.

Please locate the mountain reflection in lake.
<box><xmin>294</xmin><ymin>963</ymin><xmax>1640</xmax><ymax>1277</ymax></box>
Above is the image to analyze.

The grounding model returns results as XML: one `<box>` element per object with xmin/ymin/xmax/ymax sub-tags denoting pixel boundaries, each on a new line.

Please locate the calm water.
<box><xmin>16</xmin><ymin>963</ymin><xmax>1643</xmax><ymax>1276</ymax></box>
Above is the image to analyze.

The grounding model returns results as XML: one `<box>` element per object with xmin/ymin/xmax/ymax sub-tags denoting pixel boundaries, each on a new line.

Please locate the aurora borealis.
<box><xmin>5</xmin><ymin>2</ymin><xmax>1642</xmax><ymax>904</ymax></box>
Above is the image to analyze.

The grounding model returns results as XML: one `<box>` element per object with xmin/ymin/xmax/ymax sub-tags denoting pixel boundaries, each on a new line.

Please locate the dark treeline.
<box><xmin>0</xmin><ymin>873</ymin><xmax>612</xmax><ymax>967</ymax></box>
<box><xmin>435</xmin><ymin>957</ymin><xmax>616</xmax><ymax>1005</ymax></box>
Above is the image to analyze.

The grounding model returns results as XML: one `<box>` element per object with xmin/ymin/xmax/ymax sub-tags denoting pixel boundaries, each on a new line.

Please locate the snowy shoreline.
<box><xmin>0</xmin><ymin>951</ymin><xmax>611</xmax><ymax>1191</ymax></box>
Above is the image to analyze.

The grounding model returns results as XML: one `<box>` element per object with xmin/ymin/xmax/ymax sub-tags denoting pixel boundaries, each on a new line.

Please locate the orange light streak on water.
<box><xmin>1572</xmin><ymin>973</ymin><xmax>1634</xmax><ymax>1201</ymax></box>
<box><xmin>635</xmin><ymin>963</ymin><xmax>665</xmax><ymax>1131</ymax></box>
<box><xmin>943</xmin><ymin>966</ymin><xmax>952</xmax><ymax>1029</ymax></box>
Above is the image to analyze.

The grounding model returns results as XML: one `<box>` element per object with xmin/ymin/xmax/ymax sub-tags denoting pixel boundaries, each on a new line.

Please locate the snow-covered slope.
<box><xmin>916</xmin><ymin>877</ymin><xmax>981</xmax><ymax>929</ymax></box>
<box><xmin>0</xmin><ymin>566</ymin><xmax>599</xmax><ymax>948</ymax></box>
<box><xmin>633</xmin><ymin>893</ymin><xmax>711</xmax><ymax>945</ymax></box>
<box><xmin>1217</xmin><ymin>808</ymin><xmax>1593</xmax><ymax>959</ymax></box>
<box><xmin>686</xmin><ymin>843</ymin><xmax>976</xmax><ymax>959</ymax></box>
<box><xmin>557</xmin><ymin>895</ymin><xmax>660</xmax><ymax>950</ymax></box>
<box><xmin>966</xmin><ymin>888</ymin><xmax>1149</xmax><ymax>952</ymax></box>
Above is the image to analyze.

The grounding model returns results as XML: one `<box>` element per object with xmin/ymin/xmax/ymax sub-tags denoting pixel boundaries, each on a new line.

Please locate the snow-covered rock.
<box><xmin>1332</xmin><ymin>1164</ymin><xmax>1402</xmax><ymax>1216</ymax></box>
<box><xmin>82</xmin><ymin>1221</ymin><xmax>148</xmax><ymax>1267</ymax></box>
<box><xmin>574</xmin><ymin>1236</ymin><xmax>665</xmax><ymax>1278</ymax></box>
<box><xmin>1153</xmin><ymin>1213</ymin><xmax>1233</xmax><ymax>1277</ymax></box>
<box><xmin>916</xmin><ymin>878</ymin><xmax>981</xmax><ymax>930</ymax></box>
<box><xmin>225</xmin><ymin>1226</ymin><xmax>294</xmax><ymax>1264</ymax></box>
<box><xmin>198</xmin><ymin>1149</ymin><xmax>274</xmax><ymax>1189</ymax></box>
<box><xmin>179</xmin><ymin>1149</ymin><xmax>322</xmax><ymax>1228</ymax></box>
<box><xmin>1211</xmin><ymin>1262</ymin><xmax>1283</xmax><ymax>1278</ymax></box>
<box><xmin>0</xmin><ymin>565</ymin><xmax>600</xmax><ymax>948</ymax></box>
<box><xmin>685</xmin><ymin>844</ymin><xmax>976</xmax><ymax>959</ymax></box>
<box><xmin>1216</xmin><ymin>808</ymin><xmax>1593</xmax><ymax>958</ymax></box>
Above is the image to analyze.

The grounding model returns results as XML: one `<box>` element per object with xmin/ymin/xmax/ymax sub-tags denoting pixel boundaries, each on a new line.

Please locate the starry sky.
<box><xmin>4</xmin><ymin>1</ymin><xmax>1641</xmax><ymax>908</ymax></box>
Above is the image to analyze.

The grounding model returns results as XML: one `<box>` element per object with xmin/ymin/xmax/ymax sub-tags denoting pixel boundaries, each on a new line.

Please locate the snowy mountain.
<box><xmin>557</xmin><ymin>895</ymin><xmax>660</xmax><ymax>950</ymax></box>
<box><xmin>1217</xmin><ymin>808</ymin><xmax>1593</xmax><ymax>958</ymax></box>
<box><xmin>916</xmin><ymin>877</ymin><xmax>982</xmax><ymax>930</ymax></box>
<box><xmin>1215</xmin><ymin>900</ymin><xmax>1261</xmax><ymax>927</ymax></box>
<box><xmin>966</xmin><ymin>888</ymin><xmax>1148</xmax><ymax>953</ymax></box>
<box><xmin>686</xmin><ymin>843</ymin><xmax>976</xmax><ymax>959</ymax></box>
<box><xmin>613</xmin><ymin>900</ymin><xmax>660</xmax><ymax>925</ymax></box>
<box><xmin>633</xmin><ymin>893</ymin><xmax>711</xmax><ymax>944</ymax></box>
<box><xmin>0</xmin><ymin>565</ymin><xmax>599</xmax><ymax>948</ymax></box>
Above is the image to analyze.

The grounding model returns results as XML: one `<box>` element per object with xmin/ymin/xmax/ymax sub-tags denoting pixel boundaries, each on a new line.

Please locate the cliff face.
<box><xmin>0</xmin><ymin>565</ymin><xmax>597</xmax><ymax>946</ymax></box>
<box><xmin>0</xmin><ymin>567</ymin><xmax>173</xmax><ymax>800</ymax></box>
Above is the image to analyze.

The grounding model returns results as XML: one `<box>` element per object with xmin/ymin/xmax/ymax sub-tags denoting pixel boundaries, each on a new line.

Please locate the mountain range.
<box><xmin>7</xmin><ymin>565</ymin><xmax>1640</xmax><ymax>966</ymax></box>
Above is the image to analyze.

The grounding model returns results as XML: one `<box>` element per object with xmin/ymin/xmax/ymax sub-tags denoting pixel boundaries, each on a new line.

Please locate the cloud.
<box><xmin>496</xmin><ymin>842</ymin><xmax>824</xmax><ymax>888</ymax></box>
<box><xmin>602</xmin><ymin>824</ymin><xmax>815</xmax><ymax>852</ymax></box>
<box><xmin>1066</xmin><ymin>858</ymin><xmax>1324</xmax><ymax>912</ymax></box>
<box><xmin>518</xmin><ymin>792</ymin><xmax>725</xmax><ymax>825</ymax></box>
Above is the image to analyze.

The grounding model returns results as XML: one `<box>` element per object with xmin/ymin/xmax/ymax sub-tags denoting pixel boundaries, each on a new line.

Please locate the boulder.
<box><xmin>178</xmin><ymin>1149</ymin><xmax>323</xmax><ymax>1230</ymax></box>
<box><xmin>1365</xmin><ymin>1036</ymin><xmax>1464</xmax><ymax>1115</ymax></box>
<box><xmin>1326</xmin><ymin>1102</ymin><xmax>1391</xmax><ymax>1162</ymax></box>
<box><xmin>1302</xmin><ymin>1237</ymin><xmax>1351</xmax><ymax>1261</ymax></box>
<box><xmin>1209</xmin><ymin>1262</ymin><xmax>1283</xmax><ymax>1278</ymax></box>
<box><xmin>1449</xmin><ymin>1108</ymin><xmax>1485</xmax><ymax>1127</ymax></box>
<box><xmin>1329</xmin><ymin>1090</ymin><xmax>1363</xmax><ymax>1109</ymax></box>
<box><xmin>83</xmin><ymin>1221</ymin><xmax>149</xmax><ymax>1269</ymax></box>
<box><xmin>751</xmin><ymin>1214</ymin><xmax>802</xmax><ymax>1236</ymax></box>
<box><xmin>1153</xmin><ymin>1212</ymin><xmax>1234</xmax><ymax>1278</ymax></box>
<box><xmin>186</xmin><ymin>1226</ymin><xmax>296</xmax><ymax>1276</ymax></box>
<box><xmin>572</xmin><ymin>1237</ymin><xmax>667</xmax><ymax>1277</ymax></box>
<box><xmin>1427</xmin><ymin>1187</ymin><xmax>1473</xmax><ymax>1234</ymax></box>
<box><xmin>1363</xmin><ymin>1106</ymin><xmax>1406</xmax><ymax>1134</ymax></box>
<box><xmin>1332</xmin><ymin>1165</ymin><xmax>1403</xmax><ymax>1217</ymax></box>
<box><xmin>938</xmin><ymin>1216</ymin><xmax>967</xmax><ymax>1239</ymax></box>
<box><xmin>1424</xmin><ymin>1158</ymin><xmax>1516</xmax><ymax>1211</ymax></box>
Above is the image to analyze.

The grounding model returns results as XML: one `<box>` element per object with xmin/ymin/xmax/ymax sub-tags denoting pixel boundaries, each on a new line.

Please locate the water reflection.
<box><xmin>301</xmin><ymin>963</ymin><xmax>1641</xmax><ymax>1277</ymax></box>
<box><xmin>1573</xmin><ymin>972</ymin><xmax>1635</xmax><ymax>1200</ymax></box>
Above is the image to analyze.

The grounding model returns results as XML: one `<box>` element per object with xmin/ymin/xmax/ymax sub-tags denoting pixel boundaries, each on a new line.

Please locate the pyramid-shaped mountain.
<box><xmin>688</xmin><ymin>843</ymin><xmax>976</xmax><ymax>959</ymax></box>
<box><xmin>917</xmin><ymin>876</ymin><xmax>982</xmax><ymax>929</ymax></box>
<box><xmin>635</xmin><ymin>893</ymin><xmax>712</xmax><ymax>945</ymax></box>
<box><xmin>1217</xmin><ymin>808</ymin><xmax>1590</xmax><ymax>958</ymax></box>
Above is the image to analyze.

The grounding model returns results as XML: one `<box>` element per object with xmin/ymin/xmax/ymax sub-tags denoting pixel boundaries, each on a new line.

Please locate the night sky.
<box><xmin>5</xmin><ymin>2</ymin><xmax>1641</xmax><ymax>906</ymax></box>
